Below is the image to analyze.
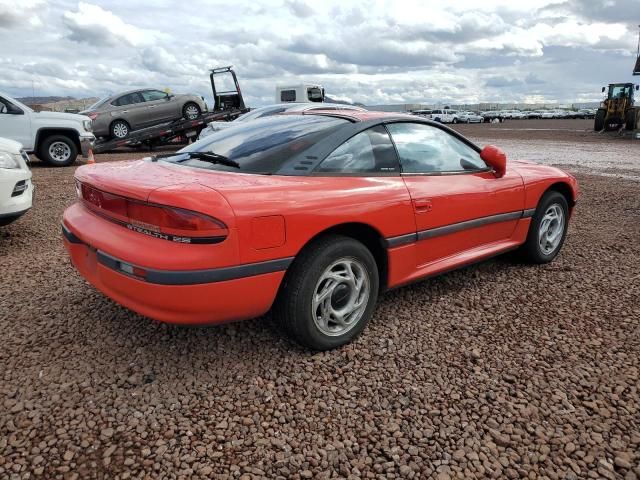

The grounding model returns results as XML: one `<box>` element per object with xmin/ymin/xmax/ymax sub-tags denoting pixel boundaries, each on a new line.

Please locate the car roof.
<box><xmin>289</xmin><ymin>109</ymin><xmax>417</xmax><ymax>123</ymax></box>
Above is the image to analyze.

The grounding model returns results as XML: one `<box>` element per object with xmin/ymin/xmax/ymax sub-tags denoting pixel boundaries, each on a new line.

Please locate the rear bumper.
<box><xmin>62</xmin><ymin>223</ymin><xmax>288</xmax><ymax>325</ymax></box>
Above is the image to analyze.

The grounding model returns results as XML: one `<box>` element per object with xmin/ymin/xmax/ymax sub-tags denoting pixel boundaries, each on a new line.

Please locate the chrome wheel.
<box><xmin>112</xmin><ymin>122</ymin><xmax>128</xmax><ymax>138</ymax></box>
<box><xmin>184</xmin><ymin>104</ymin><xmax>199</xmax><ymax>119</ymax></box>
<box><xmin>48</xmin><ymin>141</ymin><xmax>71</xmax><ymax>162</ymax></box>
<box><xmin>312</xmin><ymin>258</ymin><xmax>370</xmax><ymax>337</ymax></box>
<box><xmin>538</xmin><ymin>204</ymin><xmax>565</xmax><ymax>255</ymax></box>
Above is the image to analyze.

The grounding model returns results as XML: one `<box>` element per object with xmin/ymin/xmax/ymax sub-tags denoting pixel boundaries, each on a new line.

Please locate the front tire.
<box><xmin>594</xmin><ymin>109</ymin><xmax>606</xmax><ymax>131</ymax></box>
<box><xmin>625</xmin><ymin>109</ymin><xmax>637</xmax><ymax>130</ymax></box>
<box><xmin>39</xmin><ymin>135</ymin><xmax>77</xmax><ymax>167</ymax></box>
<box><xmin>274</xmin><ymin>235</ymin><xmax>379</xmax><ymax>350</ymax></box>
<box><xmin>519</xmin><ymin>191</ymin><xmax>569</xmax><ymax>264</ymax></box>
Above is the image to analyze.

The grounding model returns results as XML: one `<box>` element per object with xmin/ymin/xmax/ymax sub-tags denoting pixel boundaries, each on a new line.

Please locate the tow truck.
<box><xmin>93</xmin><ymin>67</ymin><xmax>248</xmax><ymax>154</ymax></box>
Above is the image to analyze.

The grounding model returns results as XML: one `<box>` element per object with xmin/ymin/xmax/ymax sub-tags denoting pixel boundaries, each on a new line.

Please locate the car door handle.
<box><xmin>148</xmin><ymin>105</ymin><xmax>156</xmax><ymax>108</ymax></box>
<box><xmin>412</xmin><ymin>198</ymin><xmax>433</xmax><ymax>213</ymax></box>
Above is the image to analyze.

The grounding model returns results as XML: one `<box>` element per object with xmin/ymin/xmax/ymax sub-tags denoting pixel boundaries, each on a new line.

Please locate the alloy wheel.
<box><xmin>538</xmin><ymin>204</ymin><xmax>565</xmax><ymax>255</ymax></box>
<box><xmin>312</xmin><ymin>257</ymin><xmax>370</xmax><ymax>337</ymax></box>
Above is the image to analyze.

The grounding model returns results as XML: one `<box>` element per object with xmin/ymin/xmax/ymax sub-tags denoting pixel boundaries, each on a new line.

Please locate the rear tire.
<box><xmin>39</xmin><ymin>135</ymin><xmax>77</xmax><ymax>167</ymax></box>
<box><xmin>594</xmin><ymin>109</ymin><xmax>606</xmax><ymax>131</ymax></box>
<box><xmin>519</xmin><ymin>191</ymin><xmax>569</xmax><ymax>264</ymax></box>
<box><xmin>273</xmin><ymin>235</ymin><xmax>379</xmax><ymax>351</ymax></box>
<box><xmin>110</xmin><ymin>120</ymin><xmax>130</xmax><ymax>139</ymax></box>
<box><xmin>183</xmin><ymin>102</ymin><xmax>201</xmax><ymax>120</ymax></box>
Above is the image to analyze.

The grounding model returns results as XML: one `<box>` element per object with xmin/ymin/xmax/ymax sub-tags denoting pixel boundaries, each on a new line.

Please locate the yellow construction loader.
<box><xmin>594</xmin><ymin>83</ymin><xmax>639</xmax><ymax>131</ymax></box>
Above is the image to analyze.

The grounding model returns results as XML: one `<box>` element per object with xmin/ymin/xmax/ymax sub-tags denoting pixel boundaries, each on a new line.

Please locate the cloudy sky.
<box><xmin>0</xmin><ymin>0</ymin><xmax>638</xmax><ymax>106</ymax></box>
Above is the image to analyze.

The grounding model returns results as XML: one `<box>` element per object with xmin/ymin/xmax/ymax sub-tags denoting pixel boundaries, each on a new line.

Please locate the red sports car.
<box><xmin>62</xmin><ymin>111</ymin><xmax>579</xmax><ymax>350</ymax></box>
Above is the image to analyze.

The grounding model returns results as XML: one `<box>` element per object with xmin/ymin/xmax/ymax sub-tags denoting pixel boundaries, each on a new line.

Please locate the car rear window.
<box><xmin>162</xmin><ymin>115</ymin><xmax>347</xmax><ymax>174</ymax></box>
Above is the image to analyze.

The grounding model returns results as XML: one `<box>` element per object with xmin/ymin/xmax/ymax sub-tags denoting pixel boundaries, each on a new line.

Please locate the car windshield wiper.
<box><xmin>177</xmin><ymin>151</ymin><xmax>240</xmax><ymax>169</ymax></box>
<box><xmin>152</xmin><ymin>151</ymin><xmax>240</xmax><ymax>169</ymax></box>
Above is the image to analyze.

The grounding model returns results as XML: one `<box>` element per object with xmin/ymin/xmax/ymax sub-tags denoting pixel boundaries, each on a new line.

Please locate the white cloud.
<box><xmin>0</xmin><ymin>0</ymin><xmax>637</xmax><ymax>105</ymax></box>
<box><xmin>62</xmin><ymin>2</ymin><xmax>158</xmax><ymax>47</ymax></box>
<box><xmin>0</xmin><ymin>0</ymin><xmax>45</xmax><ymax>28</ymax></box>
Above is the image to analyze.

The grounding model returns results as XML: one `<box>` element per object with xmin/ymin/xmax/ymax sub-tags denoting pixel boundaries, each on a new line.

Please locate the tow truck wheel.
<box><xmin>183</xmin><ymin>103</ymin><xmax>201</xmax><ymax>120</ymax></box>
<box><xmin>110</xmin><ymin>120</ymin><xmax>130</xmax><ymax>139</ymax></box>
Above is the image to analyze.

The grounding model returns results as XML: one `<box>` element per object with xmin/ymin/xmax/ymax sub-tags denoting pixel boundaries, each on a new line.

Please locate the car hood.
<box><xmin>35</xmin><ymin>110</ymin><xmax>90</xmax><ymax>122</ymax></box>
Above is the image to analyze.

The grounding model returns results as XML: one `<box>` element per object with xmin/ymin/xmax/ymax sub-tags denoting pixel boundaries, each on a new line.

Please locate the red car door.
<box><xmin>386</xmin><ymin>122</ymin><xmax>525</xmax><ymax>268</ymax></box>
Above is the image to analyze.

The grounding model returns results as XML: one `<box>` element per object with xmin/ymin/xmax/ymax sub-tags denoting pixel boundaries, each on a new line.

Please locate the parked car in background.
<box><xmin>0</xmin><ymin>92</ymin><xmax>95</xmax><ymax>166</ymax></box>
<box><xmin>426</xmin><ymin>109</ymin><xmax>460</xmax><ymax>123</ymax></box>
<box><xmin>63</xmin><ymin>111</ymin><xmax>578</xmax><ymax>350</ymax></box>
<box><xmin>526</xmin><ymin>111</ymin><xmax>543</xmax><ymax>119</ymax></box>
<box><xmin>198</xmin><ymin>103</ymin><xmax>366</xmax><ymax>139</ymax></box>
<box><xmin>80</xmin><ymin>89</ymin><xmax>207</xmax><ymax>140</ymax></box>
<box><xmin>457</xmin><ymin>111</ymin><xmax>483</xmax><ymax>123</ymax></box>
<box><xmin>0</xmin><ymin>137</ymin><xmax>33</xmax><ymax>225</ymax></box>
<box><xmin>480</xmin><ymin>111</ymin><xmax>505</xmax><ymax>123</ymax></box>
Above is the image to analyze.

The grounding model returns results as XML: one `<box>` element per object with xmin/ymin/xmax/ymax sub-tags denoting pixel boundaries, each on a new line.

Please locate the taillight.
<box><xmin>77</xmin><ymin>182</ymin><xmax>227</xmax><ymax>244</ymax></box>
<box><xmin>87</xmin><ymin>112</ymin><xmax>99</xmax><ymax>121</ymax></box>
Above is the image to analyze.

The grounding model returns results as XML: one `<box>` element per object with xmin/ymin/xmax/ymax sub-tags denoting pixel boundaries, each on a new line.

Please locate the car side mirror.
<box><xmin>602</xmin><ymin>87</ymin><xmax>606</xmax><ymax>93</ymax></box>
<box><xmin>480</xmin><ymin>145</ymin><xmax>507</xmax><ymax>178</ymax></box>
<box><xmin>166</xmin><ymin>94</ymin><xmax>174</xmax><ymax>100</ymax></box>
<box><xmin>636</xmin><ymin>85</ymin><xmax>639</xmax><ymax>91</ymax></box>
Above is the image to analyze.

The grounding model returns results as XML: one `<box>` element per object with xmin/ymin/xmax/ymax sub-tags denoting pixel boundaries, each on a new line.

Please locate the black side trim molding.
<box><xmin>62</xmin><ymin>223</ymin><xmax>293</xmax><ymax>285</ymax></box>
<box><xmin>385</xmin><ymin>232</ymin><xmax>418</xmax><ymax>248</ymax></box>
<box><xmin>385</xmin><ymin>210</ymin><xmax>528</xmax><ymax>248</ymax></box>
<box><xmin>96</xmin><ymin>251</ymin><xmax>293</xmax><ymax>285</ymax></box>
<box><xmin>417</xmin><ymin>211</ymin><xmax>523</xmax><ymax>241</ymax></box>
<box><xmin>62</xmin><ymin>224</ymin><xmax>83</xmax><ymax>244</ymax></box>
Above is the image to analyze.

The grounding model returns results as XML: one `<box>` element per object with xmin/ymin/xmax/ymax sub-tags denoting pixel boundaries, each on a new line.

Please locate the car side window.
<box><xmin>113</xmin><ymin>93</ymin><xmax>143</xmax><ymax>107</ymax></box>
<box><xmin>141</xmin><ymin>90</ymin><xmax>168</xmax><ymax>102</ymax></box>
<box><xmin>317</xmin><ymin>126</ymin><xmax>399</xmax><ymax>174</ymax></box>
<box><xmin>386</xmin><ymin>122</ymin><xmax>487</xmax><ymax>174</ymax></box>
<box><xmin>280</xmin><ymin>90</ymin><xmax>296</xmax><ymax>102</ymax></box>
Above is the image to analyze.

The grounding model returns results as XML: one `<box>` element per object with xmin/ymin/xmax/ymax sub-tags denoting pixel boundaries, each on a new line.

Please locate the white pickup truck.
<box><xmin>0</xmin><ymin>92</ymin><xmax>95</xmax><ymax>166</ymax></box>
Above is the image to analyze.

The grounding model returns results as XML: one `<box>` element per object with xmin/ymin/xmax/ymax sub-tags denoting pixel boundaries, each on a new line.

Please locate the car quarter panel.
<box><xmin>211</xmin><ymin>175</ymin><xmax>416</xmax><ymax>265</ymax></box>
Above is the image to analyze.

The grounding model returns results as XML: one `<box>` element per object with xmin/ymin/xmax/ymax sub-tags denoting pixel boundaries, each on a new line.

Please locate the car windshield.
<box><xmin>161</xmin><ymin>115</ymin><xmax>347</xmax><ymax>174</ymax></box>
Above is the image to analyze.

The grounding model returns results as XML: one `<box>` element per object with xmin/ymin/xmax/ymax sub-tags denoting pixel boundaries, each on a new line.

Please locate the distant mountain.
<box><xmin>16</xmin><ymin>96</ymin><xmax>76</xmax><ymax>104</ymax></box>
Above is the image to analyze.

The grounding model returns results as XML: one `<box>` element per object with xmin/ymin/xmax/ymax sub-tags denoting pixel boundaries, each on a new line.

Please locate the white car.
<box><xmin>198</xmin><ymin>102</ymin><xmax>366</xmax><ymax>139</ymax></box>
<box><xmin>0</xmin><ymin>92</ymin><xmax>95</xmax><ymax>166</ymax></box>
<box><xmin>427</xmin><ymin>109</ymin><xmax>460</xmax><ymax>124</ymax></box>
<box><xmin>457</xmin><ymin>111</ymin><xmax>483</xmax><ymax>123</ymax></box>
<box><xmin>0</xmin><ymin>137</ymin><xmax>33</xmax><ymax>226</ymax></box>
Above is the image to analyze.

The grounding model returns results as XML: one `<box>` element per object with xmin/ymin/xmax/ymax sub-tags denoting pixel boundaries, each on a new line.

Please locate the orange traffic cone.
<box><xmin>86</xmin><ymin>149</ymin><xmax>95</xmax><ymax>164</ymax></box>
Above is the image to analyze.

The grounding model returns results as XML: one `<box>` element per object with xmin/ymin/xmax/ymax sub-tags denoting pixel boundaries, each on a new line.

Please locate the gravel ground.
<box><xmin>1</xmin><ymin>123</ymin><xmax>640</xmax><ymax>479</ymax></box>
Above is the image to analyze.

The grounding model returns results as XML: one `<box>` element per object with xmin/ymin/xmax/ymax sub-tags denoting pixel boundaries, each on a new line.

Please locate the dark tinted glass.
<box><xmin>141</xmin><ymin>90</ymin><xmax>168</xmax><ymax>102</ymax></box>
<box><xmin>163</xmin><ymin>115</ymin><xmax>347</xmax><ymax>174</ymax></box>
<box><xmin>113</xmin><ymin>93</ymin><xmax>142</xmax><ymax>106</ymax></box>
<box><xmin>318</xmin><ymin>126</ymin><xmax>399</xmax><ymax>174</ymax></box>
<box><xmin>280</xmin><ymin>90</ymin><xmax>296</xmax><ymax>102</ymax></box>
<box><xmin>386</xmin><ymin>123</ymin><xmax>486</xmax><ymax>173</ymax></box>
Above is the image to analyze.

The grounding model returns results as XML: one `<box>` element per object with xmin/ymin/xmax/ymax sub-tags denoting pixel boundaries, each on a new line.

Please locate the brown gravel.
<box><xmin>1</xmin><ymin>127</ymin><xmax>640</xmax><ymax>479</ymax></box>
